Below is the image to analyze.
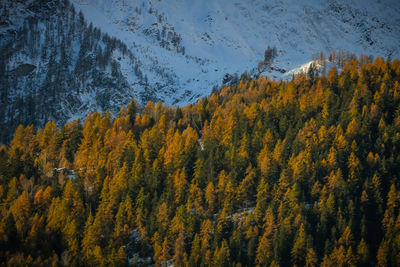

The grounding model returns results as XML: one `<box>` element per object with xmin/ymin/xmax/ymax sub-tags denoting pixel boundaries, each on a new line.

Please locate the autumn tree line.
<box><xmin>1</xmin><ymin>57</ymin><xmax>400</xmax><ymax>266</ymax></box>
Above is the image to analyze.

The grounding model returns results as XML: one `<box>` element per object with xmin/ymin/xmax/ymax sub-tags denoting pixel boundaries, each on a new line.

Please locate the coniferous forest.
<box><xmin>1</xmin><ymin>57</ymin><xmax>400</xmax><ymax>266</ymax></box>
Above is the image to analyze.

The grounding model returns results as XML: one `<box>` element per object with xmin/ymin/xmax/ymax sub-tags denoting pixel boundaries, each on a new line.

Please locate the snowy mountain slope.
<box><xmin>0</xmin><ymin>0</ymin><xmax>152</xmax><ymax>142</ymax></box>
<box><xmin>72</xmin><ymin>0</ymin><xmax>400</xmax><ymax>94</ymax></box>
<box><xmin>1</xmin><ymin>0</ymin><xmax>400</xmax><ymax>143</ymax></box>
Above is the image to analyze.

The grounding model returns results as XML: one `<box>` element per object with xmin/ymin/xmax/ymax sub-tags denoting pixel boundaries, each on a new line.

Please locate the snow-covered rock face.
<box><xmin>72</xmin><ymin>0</ymin><xmax>400</xmax><ymax>94</ymax></box>
<box><xmin>1</xmin><ymin>0</ymin><xmax>399</xmax><ymax>142</ymax></box>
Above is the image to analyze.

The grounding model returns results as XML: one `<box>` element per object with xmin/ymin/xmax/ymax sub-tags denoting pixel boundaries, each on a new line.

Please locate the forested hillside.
<box><xmin>0</xmin><ymin>57</ymin><xmax>400</xmax><ymax>266</ymax></box>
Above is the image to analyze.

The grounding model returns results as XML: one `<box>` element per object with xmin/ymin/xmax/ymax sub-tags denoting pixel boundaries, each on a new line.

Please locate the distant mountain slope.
<box><xmin>1</xmin><ymin>0</ymin><xmax>399</xmax><ymax>142</ymax></box>
<box><xmin>73</xmin><ymin>0</ymin><xmax>400</xmax><ymax>85</ymax></box>
<box><xmin>0</xmin><ymin>0</ymin><xmax>162</xmax><ymax>142</ymax></box>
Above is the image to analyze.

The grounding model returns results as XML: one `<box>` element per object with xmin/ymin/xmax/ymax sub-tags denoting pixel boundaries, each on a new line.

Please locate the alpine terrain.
<box><xmin>1</xmin><ymin>1</ymin><xmax>400</xmax><ymax>266</ymax></box>
<box><xmin>1</xmin><ymin>0</ymin><xmax>399</xmax><ymax>142</ymax></box>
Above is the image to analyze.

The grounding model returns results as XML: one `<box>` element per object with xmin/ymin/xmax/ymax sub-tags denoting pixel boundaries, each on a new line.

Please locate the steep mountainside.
<box><xmin>0</xmin><ymin>0</ymin><xmax>164</xmax><ymax>142</ymax></box>
<box><xmin>1</xmin><ymin>0</ymin><xmax>400</xmax><ymax>143</ymax></box>
<box><xmin>73</xmin><ymin>0</ymin><xmax>400</xmax><ymax>85</ymax></box>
